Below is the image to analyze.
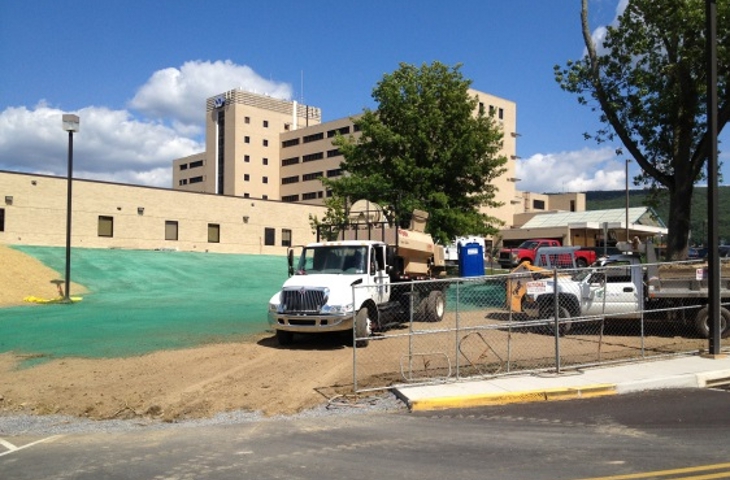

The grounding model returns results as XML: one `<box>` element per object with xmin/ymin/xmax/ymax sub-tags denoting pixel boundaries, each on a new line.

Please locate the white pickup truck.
<box><xmin>523</xmin><ymin>245</ymin><xmax>730</xmax><ymax>338</ymax></box>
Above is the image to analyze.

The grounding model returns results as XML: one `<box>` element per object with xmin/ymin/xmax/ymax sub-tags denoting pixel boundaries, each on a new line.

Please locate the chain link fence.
<box><xmin>351</xmin><ymin>258</ymin><xmax>730</xmax><ymax>393</ymax></box>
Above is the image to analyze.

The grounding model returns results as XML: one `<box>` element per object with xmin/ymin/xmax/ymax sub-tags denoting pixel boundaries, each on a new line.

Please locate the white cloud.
<box><xmin>0</xmin><ymin>60</ymin><xmax>293</xmax><ymax>188</ymax></box>
<box><xmin>516</xmin><ymin>147</ymin><xmax>628</xmax><ymax>193</ymax></box>
<box><xmin>0</xmin><ymin>102</ymin><xmax>202</xmax><ymax>188</ymax></box>
<box><xmin>129</xmin><ymin>60</ymin><xmax>293</xmax><ymax>135</ymax></box>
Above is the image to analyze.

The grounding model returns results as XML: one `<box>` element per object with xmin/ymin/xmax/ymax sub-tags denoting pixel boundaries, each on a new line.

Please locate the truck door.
<box><xmin>372</xmin><ymin>244</ymin><xmax>390</xmax><ymax>304</ymax></box>
<box><xmin>583</xmin><ymin>261</ymin><xmax>640</xmax><ymax>318</ymax></box>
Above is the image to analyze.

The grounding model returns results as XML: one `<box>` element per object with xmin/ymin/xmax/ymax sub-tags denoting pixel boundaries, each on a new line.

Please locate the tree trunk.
<box><xmin>665</xmin><ymin>179</ymin><xmax>694</xmax><ymax>260</ymax></box>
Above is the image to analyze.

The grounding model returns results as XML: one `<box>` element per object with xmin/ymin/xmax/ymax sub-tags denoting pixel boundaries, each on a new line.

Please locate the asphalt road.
<box><xmin>2</xmin><ymin>388</ymin><xmax>730</xmax><ymax>480</ymax></box>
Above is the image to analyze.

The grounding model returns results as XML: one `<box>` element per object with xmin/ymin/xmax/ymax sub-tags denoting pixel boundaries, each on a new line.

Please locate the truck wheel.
<box><xmin>541</xmin><ymin>305</ymin><xmax>572</xmax><ymax>336</ymax></box>
<box><xmin>354</xmin><ymin>307</ymin><xmax>372</xmax><ymax>347</ymax></box>
<box><xmin>576</xmin><ymin>258</ymin><xmax>588</xmax><ymax>268</ymax></box>
<box><xmin>693</xmin><ymin>306</ymin><xmax>730</xmax><ymax>339</ymax></box>
<box><xmin>424</xmin><ymin>291</ymin><xmax>446</xmax><ymax>322</ymax></box>
<box><xmin>276</xmin><ymin>329</ymin><xmax>294</xmax><ymax>346</ymax></box>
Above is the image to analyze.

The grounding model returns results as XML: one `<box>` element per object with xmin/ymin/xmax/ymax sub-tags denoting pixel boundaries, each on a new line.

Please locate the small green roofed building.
<box><xmin>499</xmin><ymin>207</ymin><xmax>667</xmax><ymax>249</ymax></box>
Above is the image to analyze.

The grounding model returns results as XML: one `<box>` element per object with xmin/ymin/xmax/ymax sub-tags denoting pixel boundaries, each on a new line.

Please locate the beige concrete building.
<box><xmin>172</xmin><ymin>88</ymin><xmax>522</xmax><ymax>230</ymax></box>
<box><xmin>1</xmin><ymin>170</ymin><xmax>325</xmax><ymax>255</ymax></box>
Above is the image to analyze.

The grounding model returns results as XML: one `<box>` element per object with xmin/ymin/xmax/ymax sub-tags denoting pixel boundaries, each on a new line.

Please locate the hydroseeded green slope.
<box><xmin>0</xmin><ymin>247</ymin><xmax>288</xmax><ymax>361</ymax></box>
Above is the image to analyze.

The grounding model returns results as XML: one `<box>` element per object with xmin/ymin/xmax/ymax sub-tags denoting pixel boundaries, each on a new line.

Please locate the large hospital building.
<box><xmin>4</xmin><ymin>86</ymin><xmax>640</xmax><ymax>257</ymax></box>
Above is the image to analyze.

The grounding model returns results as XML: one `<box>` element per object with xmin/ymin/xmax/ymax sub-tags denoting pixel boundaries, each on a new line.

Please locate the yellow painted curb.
<box><xmin>409</xmin><ymin>384</ymin><xmax>617</xmax><ymax>411</ymax></box>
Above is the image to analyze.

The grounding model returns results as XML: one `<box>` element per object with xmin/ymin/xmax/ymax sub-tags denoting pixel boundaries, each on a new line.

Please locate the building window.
<box><xmin>165</xmin><ymin>220</ymin><xmax>179</xmax><ymax>241</ymax></box>
<box><xmin>216</xmin><ymin>110</ymin><xmax>225</xmax><ymax>195</ymax></box>
<box><xmin>208</xmin><ymin>223</ymin><xmax>220</xmax><ymax>243</ymax></box>
<box><xmin>179</xmin><ymin>163</ymin><xmax>188</xmax><ymax>170</ymax></box>
<box><xmin>302</xmin><ymin>152</ymin><xmax>324</xmax><ymax>162</ymax></box>
<box><xmin>189</xmin><ymin>176</ymin><xmax>204</xmax><ymax>184</ymax></box>
<box><xmin>282</xmin><ymin>138</ymin><xmax>300</xmax><ymax>148</ymax></box>
<box><xmin>263</xmin><ymin>176</ymin><xmax>268</xmax><ymax>184</ymax></box>
<box><xmin>243</xmin><ymin>193</ymin><xmax>250</xmax><ymax>198</ymax></box>
<box><xmin>244</xmin><ymin>136</ymin><xmax>250</xmax><ymax>144</ymax></box>
<box><xmin>498</xmin><ymin>108</ymin><xmax>504</xmax><ymax>120</ymax></box>
<box><xmin>302</xmin><ymin>192</ymin><xmax>317</xmax><ymax>200</ymax></box>
<box><xmin>245</xmin><ymin>116</ymin><xmax>250</xmax><ymax>124</ymax></box>
<box><xmin>570</xmin><ymin>200</ymin><xmax>576</xmax><ymax>212</ymax></box>
<box><xmin>262</xmin><ymin>195</ymin><xmax>268</xmax><ymax>200</ymax></box>
<box><xmin>178</xmin><ymin>179</ymin><xmax>188</xmax><ymax>186</ymax></box>
<box><xmin>263</xmin><ymin>120</ymin><xmax>269</xmax><ymax>128</ymax></box>
<box><xmin>282</xmin><ymin>229</ymin><xmax>292</xmax><ymax>247</ymax></box>
<box><xmin>263</xmin><ymin>158</ymin><xmax>268</xmax><ymax>165</ymax></box>
<box><xmin>264</xmin><ymin>227</ymin><xmax>275</xmax><ymax>246</ymax></box>
<box><xmin>0</xmin><ymin>208</ymin><xmax>4</xmax><ymax>232</ymax></box>
<box><xmin>281</xmin><ymin>194</ymin><xmax>299</xmax><ymax>202</ymax></box>
<box><xmin>303</xmin><ymin>132</ymin><xmax>324</xmax><ymax>143</ymax></box>
<box><xmin>244</xmin><ymin>174</ymin><xmax>250</xmax><ymax>181</ymax></box>
<box><xmin>327</xmin><ymin>148</ymin><xmax>341</xmax><ymax>158</ymax></box>
<box><xmin>98</xmin><ymin>216</ymin><xmax>114</xmax><ymax>237</ymax></box>
<box><xmin>533</xmin><ymin>199</ymin><xmax>546</xmax><ymax>210</ymax></box>
<box><xmin>244</xmin><ymin>155</ymin><xmax>250</xmax><ymax>163</ymax></box>
<box><xmin>327</xmin><ymin>168</ymin><xmax>342</xmax><ymax>178</ymax></box>
<box><xmin>263</xmin><ymin>139</ymin><xmax>269</xmax><ymax>147</ymax></box>
<box><xmin>282</xmin><ymin>175</ymin><xmax>299</xmax><ymax>185</ymax></box>
<box><xmin>189</xmin><ymin>159</ymin><xmax>204</xmax><ymax>168</ymax></box>
<box><xmin>282</xmin><ymin>156</ymin><xmax>299</xmax><ymax>166</ymax></box>
<box><xmin>327</xmin><ymin>126</ymin><xmax>350</xmax><ymax>138</ymax></box>
<box><xmin>353</xmin><ymin>124</ymin><xmax>361</xmax><ymax>132</ymax></box>
<box><xmin>303</xmin><ymin>171</ymin><xmax>323</xmax><ymax>181</ymax></box>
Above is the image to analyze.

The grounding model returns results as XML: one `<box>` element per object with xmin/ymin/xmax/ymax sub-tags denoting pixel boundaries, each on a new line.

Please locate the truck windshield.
<box><xmin>297</xmin><ymin>246</ymin><xmax>369</xmax><ymax>275</ymax></box>
<box><xmin>517</xmin><ymin>240</ymin><xmax>540</xmax><ymax>250</ymax></box>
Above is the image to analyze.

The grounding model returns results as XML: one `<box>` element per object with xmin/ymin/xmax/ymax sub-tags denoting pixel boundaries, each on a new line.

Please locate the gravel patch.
<box><xmin>0</xmin><ymin>391</ymin><xmax>408</xmax><ymax>436</ymax></box>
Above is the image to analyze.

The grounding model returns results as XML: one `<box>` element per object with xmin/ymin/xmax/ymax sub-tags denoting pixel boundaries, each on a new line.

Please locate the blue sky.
<box><xmin>0</xmin><ymin>0</ymin><xmax>726</xmax><ymax>193</ymax></box>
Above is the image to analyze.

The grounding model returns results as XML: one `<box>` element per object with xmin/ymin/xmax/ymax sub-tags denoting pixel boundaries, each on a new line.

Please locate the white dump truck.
<box><xmin>268</xmin><ymin>200</ymin><xmax>448</xmax><ymax>346</ymax></box>
<box><xmin>523</xmin><ymin>242</ymin><xmax>730</xmax><ymax>338</ymax></box>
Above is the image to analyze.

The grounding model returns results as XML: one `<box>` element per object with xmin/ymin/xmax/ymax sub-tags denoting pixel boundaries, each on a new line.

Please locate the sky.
<box><xmin>0</xmin><ymin>0</ymin><xmax>726</xmax><ymax>194</ymax></box>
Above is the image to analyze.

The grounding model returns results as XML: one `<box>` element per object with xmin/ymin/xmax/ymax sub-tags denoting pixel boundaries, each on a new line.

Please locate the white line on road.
<box><xmin>0</xmin><ymin>435</ymin><xmax>64</xmax><ymax>457</ymax></box>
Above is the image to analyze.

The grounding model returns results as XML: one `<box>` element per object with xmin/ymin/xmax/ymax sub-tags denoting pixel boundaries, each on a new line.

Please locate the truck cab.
<box><xmin>268</xmin><ymin>200</ymin><xmax>448</xmax><ymax>347</ymax></box>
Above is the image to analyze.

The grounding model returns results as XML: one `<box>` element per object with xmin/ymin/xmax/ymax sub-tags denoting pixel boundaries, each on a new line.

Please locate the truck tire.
<box><xmin>276</xmin><ymin>329</ymin><xmax>294</xmax><ymax>346</ymax></box>
<box><xmin>541</xmin><ymin>305</ymin><xmax>572</xmax><ymax>336</ymax></box>
<box><xmin>354</xmin><ymin>307</ymin><xmax>372</xmax><ymax>347</ymax></box>
<box><xmin>576</xmin><ymin>258</ymin><xmax>588</xmax><ymax>268</ymax></box>
<box><xmin>693</xmin><ymin>306</ymin><xmax>730</xmax><ymax>339</ymax></box>
<box><xmin>423</xmin><ymin>291</ymin><xmax>446</xmax><ymax>322</ymax></box>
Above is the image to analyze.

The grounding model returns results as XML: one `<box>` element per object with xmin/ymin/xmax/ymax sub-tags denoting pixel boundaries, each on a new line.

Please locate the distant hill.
<box><xmin>585</xmin><ymin>186</ymin><xmax>730</xmax><ymax>245</ymax></box>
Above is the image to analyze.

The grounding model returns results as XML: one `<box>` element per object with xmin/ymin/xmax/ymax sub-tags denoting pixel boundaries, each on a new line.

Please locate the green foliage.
<box><xmin>554</xmin><ymin>0</ymin><xmax>730</xmax><ymax>258</ymax></box>
<box><xmin>323</xmin><ymin>61</ymin><xmax>508</xmax><ymax>245</ymax></box>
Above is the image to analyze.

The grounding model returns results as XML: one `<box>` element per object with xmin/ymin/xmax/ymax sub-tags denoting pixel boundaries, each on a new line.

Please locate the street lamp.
<box><xmin>625</xmin><ymin>159</ymin><xmax>631</xmax><ymax>243</ymax></box>
<box><xmin>62</xmin><ymin>114</ymin><xmax>80</xmax><ymax>303</ymax></box>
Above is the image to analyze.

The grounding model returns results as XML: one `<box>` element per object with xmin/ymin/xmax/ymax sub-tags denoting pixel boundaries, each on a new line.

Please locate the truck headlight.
<box><xmin>321</xmin><ymin>304</ymin><xmax>354</xmax><ymax>315</ymax></box>
<box><xmin>268</xmin><ymin>302</ymin><xmax>280</xmax><ymax>313</ymax></box>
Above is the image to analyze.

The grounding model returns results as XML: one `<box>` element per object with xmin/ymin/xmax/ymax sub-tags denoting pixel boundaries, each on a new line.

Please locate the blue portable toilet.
<box><xmin>458</xmin><ymin>242</ymin><xmax>485</xmax><ymax>277</ymax></box>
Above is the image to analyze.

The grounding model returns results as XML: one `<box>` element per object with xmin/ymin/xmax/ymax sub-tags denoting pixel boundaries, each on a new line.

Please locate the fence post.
<box><xmin>554</xmin><ymin>267</ymin><xmax>561</xmax><ymax>374</ymax></box>
<box><xmin>455</xmin><ymin>279</ymin><xmax>461</xmax><ymax>379</ymax></box>
<box><xmin>352</xmin><ymin>283</ymin><xmax>358</xmax><ymax>392</ymax></box>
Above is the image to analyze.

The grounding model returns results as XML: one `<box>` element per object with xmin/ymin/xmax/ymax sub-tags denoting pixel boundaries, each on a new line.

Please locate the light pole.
<box><xmin>62</xmin><ymin>114</ymin><xmax>80</xmax><ymax>303</ymax></box>
<box><xmin>625</xmin><ymin>159</ymin><xmax>630</xmax><ymax>243</ymax></box>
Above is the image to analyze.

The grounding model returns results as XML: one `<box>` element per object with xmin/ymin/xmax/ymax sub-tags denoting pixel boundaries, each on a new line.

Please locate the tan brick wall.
<box><xmin>0</xmin><ymin>171</ymin><xmax>325</xmax><ymax>255</ymax></box>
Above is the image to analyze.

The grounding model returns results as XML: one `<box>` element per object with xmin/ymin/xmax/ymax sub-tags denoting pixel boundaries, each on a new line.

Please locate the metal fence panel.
<box><xmin>353</xmin><ymin>258</ymin><xmax>730</xmax><ymax>393</ymax></box>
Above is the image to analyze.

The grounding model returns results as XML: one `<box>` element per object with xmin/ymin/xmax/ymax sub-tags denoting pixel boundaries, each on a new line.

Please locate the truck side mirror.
<box><xmin>287</xmin><ymin>249</ymin><xmax>294</xmax><ymax>277</ymax></box>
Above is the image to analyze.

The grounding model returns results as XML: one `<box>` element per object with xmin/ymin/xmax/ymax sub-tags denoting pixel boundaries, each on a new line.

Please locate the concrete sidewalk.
<box><xmin>394</xmin><ymin>354</ymin><xmax>730</xmax><ymax>411</ymax></box>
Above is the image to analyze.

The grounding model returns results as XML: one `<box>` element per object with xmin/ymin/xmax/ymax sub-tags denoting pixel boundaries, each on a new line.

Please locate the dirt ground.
<box><xmin>0</xmin><ymin>245</ymin><xmax>358</xmax><ymax>421</ymax></box>
<box><xmin>0</xmin><ymin>245</ymin><xmax>709</xmax><ymax>423</ymax></box>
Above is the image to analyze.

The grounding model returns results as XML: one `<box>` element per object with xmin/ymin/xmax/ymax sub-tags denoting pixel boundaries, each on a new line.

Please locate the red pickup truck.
<box><xmin>498</xmin><ymin>239</ymin><xmax>618</xmax><ymax>269</ymax></box>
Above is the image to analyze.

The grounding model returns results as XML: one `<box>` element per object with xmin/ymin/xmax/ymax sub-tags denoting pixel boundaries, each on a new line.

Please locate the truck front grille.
<box><xmin>281</xmin><ymin>288</ymin><xmax>327</xmax><ymax>314</ymax></box>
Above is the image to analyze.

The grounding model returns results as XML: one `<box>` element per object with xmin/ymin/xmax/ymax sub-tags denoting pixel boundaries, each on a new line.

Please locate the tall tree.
<box><xmin>555</xmin><ymin>0</ymin><xmax>729</xmax><ymax>259</ymax></box>
<box><xmin>323</xmin><ymin>61</ymin><xmax>507</xmax><ymax>245</ymax></box>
